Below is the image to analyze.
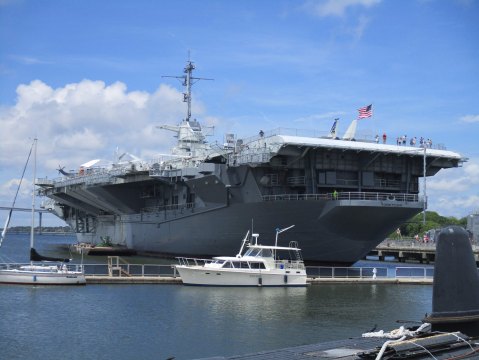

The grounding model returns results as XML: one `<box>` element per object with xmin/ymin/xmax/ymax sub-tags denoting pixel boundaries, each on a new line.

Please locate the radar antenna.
<box><xmin>162</xmin><ymin>54</ymin><xmax>213</xmax><ymax>123</ymax></box>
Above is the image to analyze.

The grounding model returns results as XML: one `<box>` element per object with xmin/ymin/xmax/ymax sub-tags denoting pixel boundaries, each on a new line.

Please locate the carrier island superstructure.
<box><xmin>38</xmin><ymin>61</ymin><xmax>465</xmax><ymax>265</ymax></box>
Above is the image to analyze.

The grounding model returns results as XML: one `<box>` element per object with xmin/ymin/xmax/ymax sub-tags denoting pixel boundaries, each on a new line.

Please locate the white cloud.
<box><xmin>427</xmin><ymin>158</ymin><xmax>479</xmax><ymax>218</ymax></box>
<box><xmin>1</xmin><ymin>79</ymin><xmax>194</xmax><ymax>164</ymax></box>
<box><xmin>464</xmin><ymin>161</ymin><xmax>479</xmax><ymax>177</ymax></box>
<box><xmin>10</xmin><ymin>55</ymin><xmax>52</xmax><ymax>65</ymax></box>
<box><xmin>460</xmin><ymin>114</ymin><xmax>479</xmax><ymax>123</ymax></box>
<box><xmin>0</xmin><ymin>178</ymin><xmax>32</xmax><ymax>203</ymax></box>
<box><xmin>0</xmin><ymin>78</ymin><xmax>215</xmax><ymax>221</ymax></box>
<box><xmin>301</xmin><ymin>0</ymin><xmax>380</xmax><ymax>41</ymax></box>
<box><xmin>0</xmin><ymin>78</ymin><xmax>212</xmax><ymax>195</ymax></box>
<box><xmin>304</xmin><ymin>0</ymin><xmax>381</xmax><ymax>17</ymax></box>
<box><xmin>294</xmin><ymin>111</ymin><xmax>345</xmax><ymax>123</ymax></box>
<box><xmin>54</xmin><ymin>128</ymin><xmax>105</xmax><ymax>151</ymax></box>
<box><xmin>352</xmin><ymin>15</ymin><xmax>370</xmax><ymax>40</ymax></box>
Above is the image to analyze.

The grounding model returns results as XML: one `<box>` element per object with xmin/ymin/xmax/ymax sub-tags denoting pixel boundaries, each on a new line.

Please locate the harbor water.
<box><xmin>0</xmin><ymin>234</ymin><xmax>433</xmax><ymax>360</ymax></box>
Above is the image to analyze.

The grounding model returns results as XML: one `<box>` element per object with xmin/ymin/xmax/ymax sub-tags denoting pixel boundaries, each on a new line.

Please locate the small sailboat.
<box><xmin>0</xmin><ymin>139</ymin><xmax>86</xmax><ymax>285</ymax></box>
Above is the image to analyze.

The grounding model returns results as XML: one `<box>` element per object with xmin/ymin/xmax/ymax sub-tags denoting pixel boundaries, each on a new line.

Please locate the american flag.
<box><xmin>358</xmin><ymin>104</ymin><xmax>373</xmax><ymax>119</ymax></box>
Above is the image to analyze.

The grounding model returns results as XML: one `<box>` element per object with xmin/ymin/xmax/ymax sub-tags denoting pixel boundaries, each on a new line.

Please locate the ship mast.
<box><xmin>163</xmin><ymin>56</ymin><xmax>213</xmax><ymax>123</ymax></box>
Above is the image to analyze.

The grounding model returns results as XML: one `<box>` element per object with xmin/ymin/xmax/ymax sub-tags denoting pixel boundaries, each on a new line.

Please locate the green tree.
<box><xmin>391</xmin><ymin>211</ymin><xmax>467</xmax><ymax>238</ymax></box>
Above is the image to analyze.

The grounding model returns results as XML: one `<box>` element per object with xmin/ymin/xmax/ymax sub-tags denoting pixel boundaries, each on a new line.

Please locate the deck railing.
<box><xmin>262</xmin><ymin>191</ymin><xmax>420</xmax><ymax>203</ymax></box>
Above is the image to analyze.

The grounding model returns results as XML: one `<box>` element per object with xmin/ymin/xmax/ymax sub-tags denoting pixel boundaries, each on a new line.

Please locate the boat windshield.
<box><xmin>244</xmin><ymin>248</ymin><xmax>260</xmax><ymax>257</ymax></box>
<box><xmin>244</xmin><ymin>248</ymin><xmax>273</xmax><ymax>258</ymax></box>
<box><xmin>259</xmin><ymin>249</ymin><xmax>273</xmax><ymax>258</ymax></box>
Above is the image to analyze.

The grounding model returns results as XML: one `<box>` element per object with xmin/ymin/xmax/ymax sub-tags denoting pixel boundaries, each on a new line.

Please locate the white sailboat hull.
<box><xmin>0</xmin><ymin>266</ymin><xmax>86</xmax><ymax>285</ymax></box>
<box><xmin>176</xmin><ymin>266</ymin><xmax>307</xmax><ymax>287</ymax></box>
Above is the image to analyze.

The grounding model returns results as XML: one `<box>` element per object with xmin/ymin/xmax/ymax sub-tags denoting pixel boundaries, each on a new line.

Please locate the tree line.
<box><xmin>391</xmin><ymin>211</ymin><xmax>467</xmax><ymax>239</ymax></box>
<box><xmin>1</xmin><ymin>226</ymin><xmax>73</xmax><ymax>233</ymax></box>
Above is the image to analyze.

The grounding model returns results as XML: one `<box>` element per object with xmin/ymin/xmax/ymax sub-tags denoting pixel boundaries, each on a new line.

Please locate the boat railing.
<box><xmin>176</xmin><ymin>257</ymin><xmax>216</xmax><ymax>267</ymax></box>
<box><xmin>0</xmin><ymin>263</ymin><xmax>85</xmax><ymax>273</ymax></box>
<box><xmin>262</xmin><ymin>191</ymin><xmax>420</xmax><ymax>203</ymax></box>
<box><xmin>275</xmin><ymin>260</ymin><xmax>305</xmax><ymax>270</ymax></box>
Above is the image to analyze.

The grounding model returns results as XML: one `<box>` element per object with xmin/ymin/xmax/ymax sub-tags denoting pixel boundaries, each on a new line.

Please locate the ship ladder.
<box><xmin>108</xmin><ymin>256</ymin><xmax>131</xmax><ymax>277</ymax></box>
<box><xmin>289</xmin><ymin>241</ymin><xmax>303</xmax><ymax>261</ymax></box>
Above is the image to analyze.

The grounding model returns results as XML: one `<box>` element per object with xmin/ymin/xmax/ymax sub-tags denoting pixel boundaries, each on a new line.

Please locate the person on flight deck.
<box><xmin>382</xmin><ymin>133</ymin><xmax>387</xmax><ymax>144</ymax></box>
<box><xmin>333</xmin><ymin>190</ymin><xmax>338</xmax><ymax>200</ymax></box>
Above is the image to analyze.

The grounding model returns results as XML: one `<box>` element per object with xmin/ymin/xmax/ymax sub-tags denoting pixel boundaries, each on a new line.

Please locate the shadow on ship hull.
<box><xmin>78</xmin><ymin>198</ymin><xmax>422</xmax><ymax>266</ymax></box>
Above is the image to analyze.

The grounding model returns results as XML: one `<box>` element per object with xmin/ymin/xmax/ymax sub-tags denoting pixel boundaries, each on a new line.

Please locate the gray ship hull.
<box><xmin>73</xmin><ymin>198</ymin><xmax>423</xmax><ymax>265</ymax></box>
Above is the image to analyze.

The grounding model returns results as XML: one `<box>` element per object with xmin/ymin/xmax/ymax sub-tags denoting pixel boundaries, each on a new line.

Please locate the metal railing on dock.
<box><xmin>1</xmin><ymin>259</ymin><xmax>452</xmax><ymax>281</ymax></box>
<box><xmin>306</xmin><ymin>266</ymin><xmax>435</xmax><ymax>279</ymax></box>
<box><xmin>79</xmin><ymin>262</ymin><xmax>437</xmax><ymax>280</ymax></box>
<box><xmin>85</xmin><ymin>262</ymin><xmax>176</xmax><ymax>277</ymax></box>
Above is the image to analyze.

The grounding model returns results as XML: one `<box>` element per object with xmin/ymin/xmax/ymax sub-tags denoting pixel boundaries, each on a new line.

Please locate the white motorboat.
<box><xmin>175</xmin><ymin>225</ymin><xmax>307</xmax><ymax>286</ymax></box>
<box><xmin>0</xmin><ymin>139</ymin><xmax>86</xmax><ymax>285</ymax></box>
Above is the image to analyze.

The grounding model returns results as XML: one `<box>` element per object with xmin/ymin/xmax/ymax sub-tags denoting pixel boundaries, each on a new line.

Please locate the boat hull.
<box><xmin>176</xmin><ymin>266</ymin><xmax>307</xmax><ymax>287</ymax></box>
<box><xmin>0</xmin><ymin>268</ymin><xmax>86</xmax><ymax>285</ymax></box>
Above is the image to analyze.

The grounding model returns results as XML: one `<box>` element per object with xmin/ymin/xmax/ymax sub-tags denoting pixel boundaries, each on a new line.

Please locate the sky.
<box><xmin>0</xmin><ymin>0</ymin><xmax>478</xmax><ymax>226</ymax></box>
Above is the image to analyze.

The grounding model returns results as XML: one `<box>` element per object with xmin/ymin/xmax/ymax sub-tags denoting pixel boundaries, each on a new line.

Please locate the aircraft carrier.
<box><xmin>37</xmin><ymin>60</ymin><xmax>465</xmax><ymax>265</ymax></box>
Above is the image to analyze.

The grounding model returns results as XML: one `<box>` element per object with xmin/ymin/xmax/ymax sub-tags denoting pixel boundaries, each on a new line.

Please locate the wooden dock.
<box><xmin>369</xmin><ymin>240</ymin><xmax>479</xmax><ymax>264</ymax></box>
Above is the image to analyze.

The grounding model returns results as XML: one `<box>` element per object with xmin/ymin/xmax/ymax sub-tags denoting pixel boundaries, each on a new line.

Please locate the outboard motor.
<box><xmin>424</xmin><ymin>226</ymin><xmax>479</xmax><ymax>336</ymax></box>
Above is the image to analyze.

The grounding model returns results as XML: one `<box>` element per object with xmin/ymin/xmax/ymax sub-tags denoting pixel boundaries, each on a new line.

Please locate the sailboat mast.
<box><xmin>30</xmin><ymin>138</ymin><xmax>37</xmax><ymax>251</ymax></box>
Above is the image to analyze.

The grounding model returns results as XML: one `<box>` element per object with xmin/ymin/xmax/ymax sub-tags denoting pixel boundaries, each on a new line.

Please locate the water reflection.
<box><xmin>0</xmin><ymin>234</ymin><xmax>434</xmax><ymax>360</ymax></box>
